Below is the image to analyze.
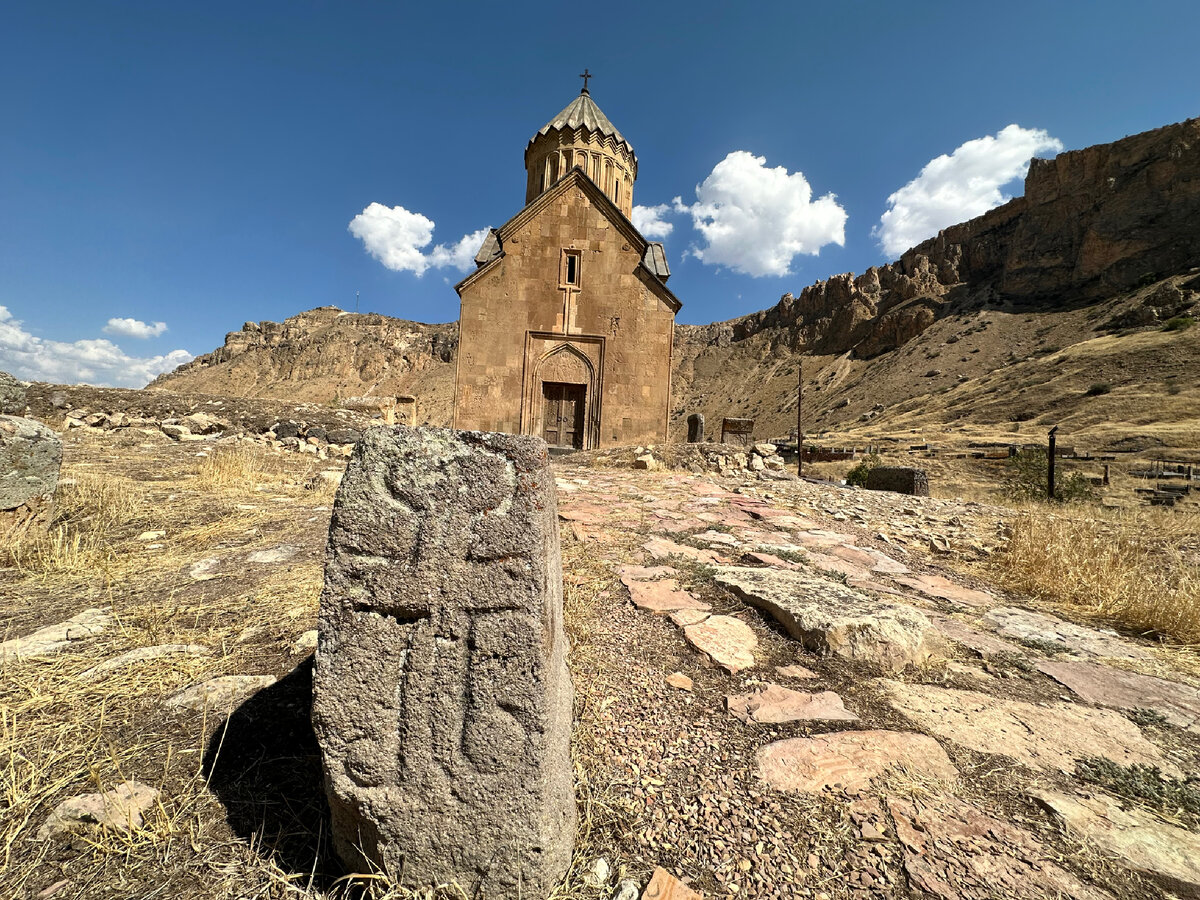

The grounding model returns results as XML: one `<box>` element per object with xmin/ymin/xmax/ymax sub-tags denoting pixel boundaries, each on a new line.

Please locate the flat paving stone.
<box><xmin>883</xmin><ymin>680</ymin><xmax>1177</xmax><ymax>775</ymax></box>
<box><xmin>681</xmin><ymin>614</ymin><xmax>756</xmax><ymax>673</ymax></box>
<box><xmin>889</xmin><ymin>792</ymin><xmax>1115</xmax><ymax>900</ymax></box>
<box><xmin>1036</xmin><ymin>659</ymin><xmax>1200</xmax><ymax>732</ymax></box>
<box><xmin>1035</xmin><ymin>789</ymin><xmax>1200</xmax><ymax>898</ymax></box>
<box><xmin>618</xmin><ymin>565</ymin><xmax>677</xmax><ymax>584</ymax></box>
<box><xmin>827</xmin><ymin>544</ymin><xmax>909</xmax><ymax>575</ymax></box>
<box><xmin>166</xmin><ymin>674</ymin><xmax>277</xmax><ymax>711</ymax></box>
<box><xmin>982</xmin><ymin>607</ymin><xmax>1151</xmax><ymax>659</ymax></box>
<box><xmin>0</xmin><ymin>608</ymin><xmax>112</xmax><ymax>661</ymax></box>
<box><xmin>714</xmin><ymin>566</ymin><xmax>943</xmax><ymax>672</ymax></box>
<box><xmin>756</xmin><ymin>730</ymin><xmax>958</xmax><ymax>795</ymax></box>
<box><xmin>775</xmin><ymin>664</ymin><xmax>818</xmax><ymax>679</ymax></box>
<box><xmin>626</xmin><ymin>579</ymin><xmax>711</xmax><ymax>614</ymax></box>
<box><xmin>78</xmin><ymin>643</ymin><xmax>210</xmax><ymax>680</ymax></box>
<box><xmin>37</xmin><ymin>781</ymin><xmax>160</xmax><ymax>840</ymax></box>
<box><xmin>643</xmin><ymin>535</ymin><xmax>724</xmax><ymax>565</ymax></box>
<box><xmin>892</xmin><ymin>572</ymin><xmax>993</xmax><ymax>608</ymax></box>
<box><xmin>641</xmin><ymin>866</ymin><xmax>702</xmax><ymax>900</ymax></box>
<box><xmin>246</xmin><ymin>544</ymin><xmax>299</xmax><ymax>564</ymax></box>
<box><xmin>726</xmin><ymin>684</ymin><xmax>858</xmax><ymax>724</ymax></box>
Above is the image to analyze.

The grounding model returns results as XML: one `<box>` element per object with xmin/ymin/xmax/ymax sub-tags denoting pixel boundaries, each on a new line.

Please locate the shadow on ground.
<box><xmin>203</xmin><ymin>656</ymin><xmax>343</xmax><ymax>883</ymax></box>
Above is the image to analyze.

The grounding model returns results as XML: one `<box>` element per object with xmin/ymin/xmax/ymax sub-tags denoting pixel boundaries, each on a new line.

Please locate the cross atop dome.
<box><xmin>579</xmin><ymin>68</ymin><xmax>592</xmax><ymax>93</ymax></box>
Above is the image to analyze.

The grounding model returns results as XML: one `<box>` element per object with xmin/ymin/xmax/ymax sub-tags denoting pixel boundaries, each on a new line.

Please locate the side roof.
<box><xmin>455</xmin><ymin>168</ymin><xmax>681</xmax><ymax>313</ymax></box>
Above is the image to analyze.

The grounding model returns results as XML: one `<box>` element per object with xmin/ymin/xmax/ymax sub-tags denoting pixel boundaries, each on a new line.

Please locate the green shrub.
<box><xmin>1163</xmin><ymin>316</ymin><xmax>1194</xmax><ymax>332</ymax></box>
<box><xmin>845</xmin><ymin>452</ymin><xmax>881</xmax><ymax>487</ymax></box>
<box><xmin>1002</xmin><ymin>448</ymin><xmax>1096</xmax><ymax>503</ymax></box>
<box><xmin>1085</xmin><ymin>382</ymin><xmax>1112</xmax><ymax>396</ymax></box>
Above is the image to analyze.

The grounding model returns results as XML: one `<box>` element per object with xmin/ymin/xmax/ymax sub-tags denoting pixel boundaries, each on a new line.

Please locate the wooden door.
<box><xmin>542</xmin><ymin>382</ymin><xmax>586</xmax><ymax>449</ymax></box>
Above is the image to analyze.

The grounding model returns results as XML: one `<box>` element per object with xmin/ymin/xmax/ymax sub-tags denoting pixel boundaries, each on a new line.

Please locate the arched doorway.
<box><xmin>535</xmin><ymin>344</ymin><xmax>594</xmax><ymax>449</ymax></box>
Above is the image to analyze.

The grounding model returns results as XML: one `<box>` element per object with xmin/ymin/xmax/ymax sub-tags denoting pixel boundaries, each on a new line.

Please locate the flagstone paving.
<box><xmin>552</xmin><ymin>460</ymin><xmax>1199</xmax><ymax>898</ymax></box>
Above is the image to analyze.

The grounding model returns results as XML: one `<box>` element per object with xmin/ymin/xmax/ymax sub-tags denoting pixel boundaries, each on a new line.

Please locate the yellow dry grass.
<box><xmin>992</xmin><ymin>505</ymin><xmax>1200</xmax><ymax>645</ymax></box>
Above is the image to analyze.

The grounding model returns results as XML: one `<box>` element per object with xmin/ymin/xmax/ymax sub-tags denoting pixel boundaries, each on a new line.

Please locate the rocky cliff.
<box><xmin>679</xmin><ymin>117</ymin><xmax>1200</xmax><ymax>361</ymax></box>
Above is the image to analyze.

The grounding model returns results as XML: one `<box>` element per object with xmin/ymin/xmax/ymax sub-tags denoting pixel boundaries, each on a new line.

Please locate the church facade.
<box><xmin>453</xmin><ymin>83</ymin><xmax>680</xmax><ymax>449</ymax></box>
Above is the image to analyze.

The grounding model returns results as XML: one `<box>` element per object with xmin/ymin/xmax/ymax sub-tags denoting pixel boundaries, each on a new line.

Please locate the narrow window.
<box><xmin>561</xmin><ymin>249</ymin><xmax>581</xmax><ymax>286</ymax></box>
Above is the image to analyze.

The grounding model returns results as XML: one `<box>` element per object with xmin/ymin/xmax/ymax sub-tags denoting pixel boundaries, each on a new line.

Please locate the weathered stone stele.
<box><xmin>312</xmin><ymin>426</ymin><xmax>575</xmax><ymax>898</ymax></box>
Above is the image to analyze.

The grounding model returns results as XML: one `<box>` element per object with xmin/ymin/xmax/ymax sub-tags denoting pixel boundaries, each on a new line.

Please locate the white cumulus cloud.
<box><xmin>103</xmin><ymin>317</ymin><xmax>168</xmax><ymax>339</ymax></box>
<box><xmin>348</xmin><ymin>202</ymin><xmax>488</xmax><ymax>276</ymax></box>
<box><xmin>674</xmin><ymin>151</ymin><xmax>847</xmax><ymax>277</ymax></box>
<box><xmin>875</xmin><ymin>124</ymin><xmax>1064</xmax><ymax>258</ymax></box>
<box><xmin>0</xmin><ymin>306</ymin><xmax>192</xmax><ymax>388</ymax></box>
<box><xmin>631</xmin><ymin>203</ymin><xmax>675</xmax><ymax>239</ymax></box>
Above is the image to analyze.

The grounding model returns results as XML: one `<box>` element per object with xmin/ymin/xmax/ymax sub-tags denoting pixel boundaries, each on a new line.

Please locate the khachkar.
<box><xmin>312</xmin><ymin>426</ymin><xmax>575</xmax><ymax>897</ymax></box>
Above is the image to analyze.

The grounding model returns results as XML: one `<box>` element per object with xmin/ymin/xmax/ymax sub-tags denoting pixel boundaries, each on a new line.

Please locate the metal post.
<box><xmin>1048</xmin><ymin>425</ymin><xmax>1058</xmax><ymax>501</ymax></box>
<box><xmin>796</xmin><ymin>357</ymin><xmax>803</xmax><ymax>478</ymax></box>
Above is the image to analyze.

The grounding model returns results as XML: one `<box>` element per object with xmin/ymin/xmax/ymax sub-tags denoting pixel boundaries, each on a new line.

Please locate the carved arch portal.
<box><xmin>521</xmin><ymin>334</ymin><xmax>605</xmax><ymax>450</ymax></box>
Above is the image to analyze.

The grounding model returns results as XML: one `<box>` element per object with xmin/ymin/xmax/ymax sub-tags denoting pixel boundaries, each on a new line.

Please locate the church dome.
<box><xmin>524</xmin><ymin>85</ymin><xmax>638</xmax><ymax>217</ymax></box>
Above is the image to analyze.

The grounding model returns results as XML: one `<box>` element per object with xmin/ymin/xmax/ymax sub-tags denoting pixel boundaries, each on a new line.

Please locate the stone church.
<box><xmin>452</xmin><ymin>80</ymin><xmax>680</xmax><ymax>449</ymax></box>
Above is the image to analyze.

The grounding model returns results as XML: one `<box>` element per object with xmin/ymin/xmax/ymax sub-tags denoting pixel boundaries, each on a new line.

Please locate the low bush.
<box><xmin>844</xmin><ymin>452</ymin><xmax>881</xmax><ymax>487</ymax></box>
<box><xmin>1162</xmin><ymin>315</ymin><xmax>1194</xmax><ymax>332</ymax></box>
<box><xmin>1001</xmin><ymin>448</ymin><xmax>1096</xmax><ymax>503</ymax></box>
<box><xmin>1085</xmin><ymin>382</ymin><xmax>1112</xmax><ymax>396</ymax></box>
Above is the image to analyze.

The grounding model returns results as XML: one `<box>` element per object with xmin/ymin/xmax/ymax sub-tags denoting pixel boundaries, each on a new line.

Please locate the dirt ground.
<box><xmin>2</xmin><ymin>426</ymin><xmax>1198</xmax><ymax>900</ymax></box>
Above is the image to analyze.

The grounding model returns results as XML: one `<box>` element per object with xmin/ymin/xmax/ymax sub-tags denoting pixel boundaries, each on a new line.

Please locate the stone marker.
<box><xmin>0</xmin><ymin>414</ymin><xmax>62</xmax><ymax>540</ymax></box>
<box><xmin>312</xmin><ymin>426</ymin><xmax>575</xmax><ymax>898</ymax></box>
<box><xmin>686</xmin><ymin>413</ymin><xmax>704</xmax><ymax>443</ymax></box>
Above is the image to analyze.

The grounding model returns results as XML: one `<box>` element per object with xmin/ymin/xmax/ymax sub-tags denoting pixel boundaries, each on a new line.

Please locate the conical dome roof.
<box><xmin>531</xmin><ymin>89</ymin><xmax>634</xmax><ymax>155</ymax></box>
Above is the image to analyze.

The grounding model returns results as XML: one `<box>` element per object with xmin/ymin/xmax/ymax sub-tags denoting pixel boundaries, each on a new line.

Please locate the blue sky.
<box><xmin>2</xmin><ymin>1</ymin><xmax>1197</xmax><ymax>386</ymax></box>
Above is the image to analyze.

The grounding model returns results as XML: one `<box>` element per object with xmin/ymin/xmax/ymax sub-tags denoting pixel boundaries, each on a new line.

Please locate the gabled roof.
<box><xmin>455</xmin><ymin>168</ymin><xmax>680</xmax><ymax>313</ymax></box>
<box><xmin>529</xmin><ymin>90</ymin><xmax>634</xmax><ymax>156</ymax></box>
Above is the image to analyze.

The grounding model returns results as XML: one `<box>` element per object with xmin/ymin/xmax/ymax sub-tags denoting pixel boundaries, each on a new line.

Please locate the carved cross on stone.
<box><xmin>313</xmin><ymin>426</ymin><xmax>575</xmax><ymax>899</ymax></box>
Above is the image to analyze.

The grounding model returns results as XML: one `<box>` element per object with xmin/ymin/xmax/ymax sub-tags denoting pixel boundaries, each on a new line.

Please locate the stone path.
<box><xmin>553</xmin><ymin>462</ymin><xmax>1200</xmax><ymax>898</ymax></box>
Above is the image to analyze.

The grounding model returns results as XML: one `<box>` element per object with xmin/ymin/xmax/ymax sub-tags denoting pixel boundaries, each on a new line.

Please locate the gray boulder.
<box><xmin>714</xmin><ymin>566</ymin><xmax>943</xmax><ymax>672</ymax></box>
<box><xmin>313</xmin><ymin>426</ymin><xmax>575</xmax><ymax>898</ymax></box>
<box><xmin>0</xmin><ymin>415</ymin><xmax>62</xmax><ymax>539</ymax></box>
<box><xmin>0</xmin><ymin>371</ymin><xmax>26</xmax><ymax>414</ymax></box>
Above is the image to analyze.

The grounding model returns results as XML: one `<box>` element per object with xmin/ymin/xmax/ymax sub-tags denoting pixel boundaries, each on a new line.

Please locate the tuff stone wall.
<box><xmin>455</xmin><ymin>175</ymin><xmax>675</xmax><ymax>448</ymax></box>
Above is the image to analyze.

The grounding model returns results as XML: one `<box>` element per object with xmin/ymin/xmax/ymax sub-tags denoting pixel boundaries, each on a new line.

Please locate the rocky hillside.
<box><xmin>154</xmin><ymin>118</ymin><xmax>1200</xmax><ymax>450</ymax></box>
<box><xmin>151</xmin><ymin>307</ymin><xmax>459</xmax><ymax>426</ymax></box>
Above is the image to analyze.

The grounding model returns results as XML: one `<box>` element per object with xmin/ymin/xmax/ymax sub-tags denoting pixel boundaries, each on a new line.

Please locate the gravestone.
<box><xmin>864</xmin><ymin>466</ymin><xmax>930</xmax><ymax>497</ymax></box>
<box><xmin>312</xmin><ymin>426</ymin><xmax>575</xmax><ymax>898</ymax></box>
<box><xmin>686</xmin><ymin>413</ymin><xmax>705</xmax><ymax>443</ymax></box>
<box><xmin>721</xmin><ymin>417</ymin><xmax>755</xmax><ymax>447</ymax></box>
<box><xmin>0</xmin><ymin>415</ymin><xmax>62</xmax><ymax>540</ymax></box>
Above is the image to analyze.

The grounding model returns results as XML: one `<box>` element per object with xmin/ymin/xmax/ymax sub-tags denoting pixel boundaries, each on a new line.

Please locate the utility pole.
<box><xmin>1047</xmin><ymin>425</ymin><xmax>1058</xmax><ymax>501</ymax></box>
<box><xmin>356</xmin><ymin>291</ymin><xmax>360</xmax><ymax>314</ymax></box>
<box><xmin>796</xmin><ymin>356</ymin><xmax>803</xmax><ymax>478</ymax></box>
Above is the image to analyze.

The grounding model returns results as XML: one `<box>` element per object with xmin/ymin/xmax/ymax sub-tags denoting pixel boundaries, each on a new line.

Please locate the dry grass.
<box><xmin>992</xmin><ymin>505</ymin><xmax>1200</xmax><ymax>644</ymax></box>
<box><xmin>195</xmin><ymin>443</ymin><xmax>307</xmax><ymax>491</ymax></box>
<box><xmin>2</xmin><ymin>472</ymin><xmax>148</xmax><ymax>578</ymax></box>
